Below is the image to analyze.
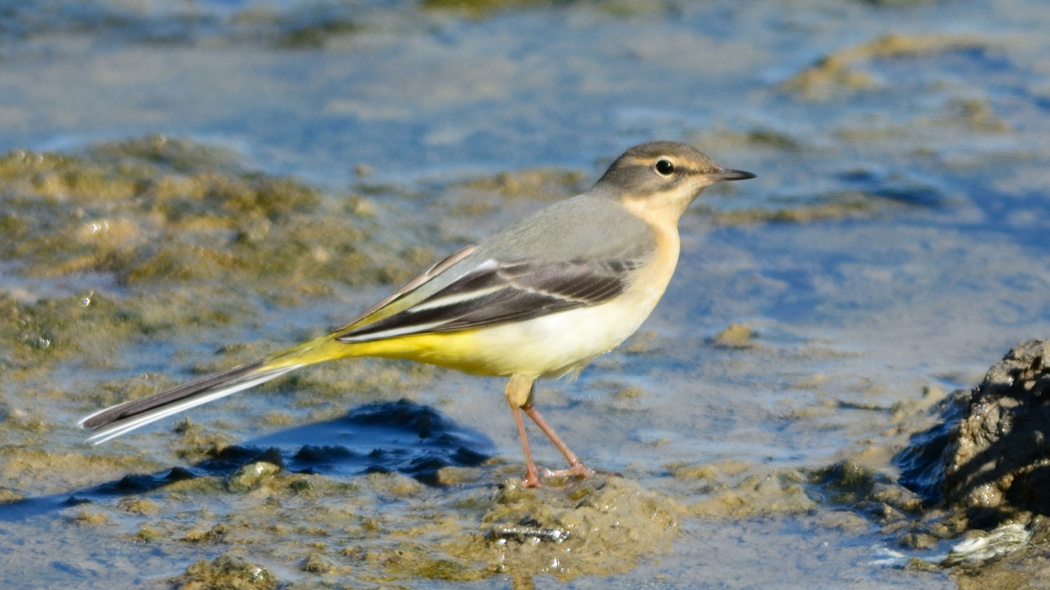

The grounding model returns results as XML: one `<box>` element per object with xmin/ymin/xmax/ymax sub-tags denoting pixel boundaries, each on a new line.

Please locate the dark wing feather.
<box><xmin>336</xmin><ymin>258</ymin><xmax>632</xmax><ymax>343</ymax></box>
<box><xmin>331</xmin><ymin>245</ymin><xmax>476</xmax><ymax>333</ymax></box>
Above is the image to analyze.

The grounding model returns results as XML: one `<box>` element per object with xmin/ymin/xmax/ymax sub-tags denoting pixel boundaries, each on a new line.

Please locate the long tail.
<box><xmin>78</xmin><ymin>336</ymin><xmax>346</xmax><ymax>444</ymax></box>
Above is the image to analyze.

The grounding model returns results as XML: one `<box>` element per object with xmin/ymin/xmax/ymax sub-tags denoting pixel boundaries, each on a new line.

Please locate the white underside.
<box><xmin>466</xmin><ymin>280</ymin><xmax>667</xmax><ymax>378</ymax></box>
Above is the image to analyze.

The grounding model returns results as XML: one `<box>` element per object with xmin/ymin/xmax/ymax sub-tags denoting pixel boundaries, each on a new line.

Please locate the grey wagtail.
<box><xmin>80</xmin><ymin>141</ymin><xmax>755</xmax><ymax>487</ymax></box>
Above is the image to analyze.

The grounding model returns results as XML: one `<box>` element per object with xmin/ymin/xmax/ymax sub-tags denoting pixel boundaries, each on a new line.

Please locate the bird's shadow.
<box><xmin>0</xmin><ymin>399</ymin><xmax>495</xmax><ymax>522</ymax></box>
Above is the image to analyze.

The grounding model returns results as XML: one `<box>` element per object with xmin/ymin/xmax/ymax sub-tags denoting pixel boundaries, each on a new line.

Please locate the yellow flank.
<box><xmin>345</xmin><ymin>330</ymin><xmax>494</xmax><ymax>374</ymax></box>
<box><xmin>260</xmin><ymin>329</ymin><xmax>495</xmax><ymax>376</ymax></box>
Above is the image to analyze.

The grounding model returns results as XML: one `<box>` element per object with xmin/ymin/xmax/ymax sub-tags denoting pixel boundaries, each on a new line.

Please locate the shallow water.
<box><xmin>2</xmin><ymin>0</ymin><xmax>1050</xmax><ymax>588</ymax></box>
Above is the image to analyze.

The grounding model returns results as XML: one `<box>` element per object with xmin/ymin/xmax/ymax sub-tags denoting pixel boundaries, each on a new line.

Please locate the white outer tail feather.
<box><xmin>81</xmin><ymin>365</ymin><xmax>302</xmax><ymax>444</ymax></box>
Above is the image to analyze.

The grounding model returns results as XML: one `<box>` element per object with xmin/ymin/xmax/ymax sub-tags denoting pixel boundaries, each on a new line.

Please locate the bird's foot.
<box><xmin>519</xmin><ymin>462</ymin><xmax>593</xmax><ymax>488</ymax></box>
<box><xmin>542</xmin><ymin>462</ymin><xmax>595</xmax><ymax>479</ymax></box>
<box><xmin>520</xmin><ymin>469</ymin><xmax>544</xmax><ymax>488</ymax></box>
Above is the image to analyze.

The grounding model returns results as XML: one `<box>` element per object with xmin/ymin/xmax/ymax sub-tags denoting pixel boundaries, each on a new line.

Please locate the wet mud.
<box><xmin>3</xmin><ymin>0</ymin><xmax>1050</xmax><ymax>588</ymax></box>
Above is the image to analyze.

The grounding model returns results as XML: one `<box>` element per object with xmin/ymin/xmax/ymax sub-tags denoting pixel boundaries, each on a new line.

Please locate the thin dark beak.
<box><xmin>713</xmin><ymin>169</ymin><xmax>756</xmax><ymax>181</ymax></box>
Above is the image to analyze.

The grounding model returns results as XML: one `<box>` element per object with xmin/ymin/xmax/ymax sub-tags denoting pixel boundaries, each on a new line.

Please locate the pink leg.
<box><xmin>506</xmin><ymin>377</ymin><xmax>543</xmax><ymax>487</ymax></box>
<box><xmin>523</xmin><ymin>403</ymin><xmax>594</xmax><ymax>479</ymax></box>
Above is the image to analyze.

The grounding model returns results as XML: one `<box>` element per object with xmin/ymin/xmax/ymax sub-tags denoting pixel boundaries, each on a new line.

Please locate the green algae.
<box><xmin>225</xmin><ymin>460</ymin><xmax>284</xmax><ymax>493</ymax></box>
<box><xmin>68</xmin><ymin>509</ymin><xmax>113</xmax><ymax>526</ymax></box>
<box><xmin>707</xmin><ymin>180</ymin><xmax>950</xmax><ymax>225</ymax></box>
<box><xmin>810</xmin><ymin>459</ymin><xmax>882</xmax><ymax>505</ymax></box>
<box><xmin>0</xmin><ymin>136</ymin><xmax>402</xmax><ymax>292</ymax></box>
<box><xmin>419</xmin><ymin>0</ymin><xmax>673</xmax><ymax>20</ymax></box>
<box><xmin>175</xmin><ymin>553</ymin><xmax>279</xmax><ymax>590</ymax></box>
<box><xmin>276</xmin><ymin>19</ymin><xmax>361</xmax><ymax>49</ymax></box>
<box><xmin>88</xmin><ymin>134</ymin><xmax>244</xmax><ymax>174</ymax></box>
<box><xmin>0</xmin><ymin>488</ymin><xmax>26</xmax><ymax>504</ymax></box>
<box><xmin>162</xmin><ymin>474</ymin><xmax>232</xmax><ymax>498</ymax></box>
<box><xmin>813</xmin><ymin>452</ymin><xmax>920</xmax><ymax>515</ymax></box>
<box><xmin>783</xmin><ymin>33</ymin><xmax>991</xmax><ymax>101</ymax></box>
<box><xmin>711</xmin><ymin>323</ymin><xmax>757</xmax><ymax>349</ymax></box>
<box><xmin>456</xmin><ymin>167</ymin><xmax>586</xmax><ymax>201</ymax></box>
<box><xmin>442</xmin><ymin>167</ymin><xmax>588</xmax><ymax>218</ymax></box>
<box><xmin>673</xmin><ymin>463</ymin><xmax>817</xmax><ymax>518</ymax></box>
<box><xmin>421</xmin><ymin>0</ymin><xmax>551</xmax><ymax>17</ymax></box>
<box><xmin>117</xmin><ymin>496</ymin><xmax>161</xmax><ymax>516</ymax></box>
<box><xmin>0</xmin><ymin>290</ymin><xmax>190</xmax><ymax>383</ymax></box>
<box><xmin>859</xmin><ymin>0</ymin><xmax>936</xmax><ymax>5</ymax></box>
<box><xmin>806</xmin><ymin>455</ymin><xmax>955</xmax><ymax>557</ymax></box>
<box><xmin>134</xmin><ymin>527</ymin><xmax>163</xmax><ymax>543</ymax></box>
<box><xmin>710</xmin><ymin>195</ymin><xmax>876</xmax><ymax>225</ymax></box>
<box><xmin>833</xmin><ymin>95</ymin><xmax>1011</xmax><ymax>144</ymax></box>
<box><xmin>299</xmin><ymin>552</ymin><xmax>341</xmax><ymax>574</ymax></box>
<box><xmin>170</xmin><ymin>419</ymin><xmax>240</xmax><ymax>463</ymax></box>
<box><xmin>943</xmin><ymin>97</ymin><xmax>1011</xmax><ymax>133</ymax></box>
<box><xmin>0</xmin><ymin>446</ymin><xmax>162</xmax><ymax>496</ymax></box>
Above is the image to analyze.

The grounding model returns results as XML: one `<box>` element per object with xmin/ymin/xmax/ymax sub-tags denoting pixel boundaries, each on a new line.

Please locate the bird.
<box><xmin>79</xmin><ymin>141</ymin><xmax>755</xmax><ymax>487</ymax></box>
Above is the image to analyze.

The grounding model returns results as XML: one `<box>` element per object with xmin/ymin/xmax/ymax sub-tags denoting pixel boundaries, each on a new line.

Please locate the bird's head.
<box><xmin>595</xmin><ymin>141</ymin><xmax>755</xmax><ymax>221</ymax></box>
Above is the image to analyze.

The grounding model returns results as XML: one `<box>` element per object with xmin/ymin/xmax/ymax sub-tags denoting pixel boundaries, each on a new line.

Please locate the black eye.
<box><xmin>655</xmin><ymin>159</ymin><xmax>675</xmax><ymax>176</ymax></box>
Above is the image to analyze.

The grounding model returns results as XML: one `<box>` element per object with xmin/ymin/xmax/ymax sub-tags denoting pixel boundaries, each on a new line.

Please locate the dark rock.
<box><xmin>896</xmin><ymin>340</ymin><xmax>1050</xmax><ymax>523</ymax></box>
